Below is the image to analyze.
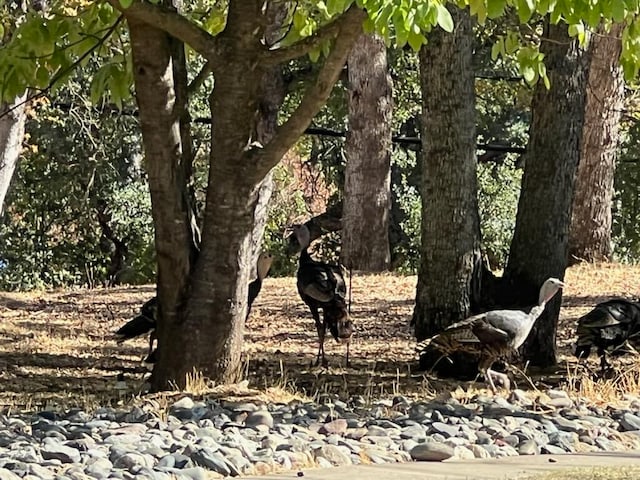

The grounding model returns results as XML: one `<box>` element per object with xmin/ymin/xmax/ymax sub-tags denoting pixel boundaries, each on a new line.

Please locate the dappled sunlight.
<box><xmin>0</xmin><ymin>264</ymin><xmax>639</xmax><ymax>411</ymax></box>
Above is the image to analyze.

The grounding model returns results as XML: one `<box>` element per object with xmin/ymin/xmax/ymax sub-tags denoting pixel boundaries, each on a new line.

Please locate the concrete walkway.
<box><xmin>241</xmin><ymin>452</ymin><xmax>640</xmax><ymax>479</ymax></box>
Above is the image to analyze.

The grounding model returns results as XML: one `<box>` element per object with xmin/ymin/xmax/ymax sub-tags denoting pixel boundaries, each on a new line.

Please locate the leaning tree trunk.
<box><xmin>412</xmin><ymin>7</ymin><xmax>482</xmax><ymax>341</ymax></box>
<box><xmin>569</xmin><ymin>23</ymin><xmax>624</xmax><ymax>264</ymax></box>
<box><xmin>0</xmin><ymin>95</ymin><xmax>27</xmax><ymax>216</ymax></box>
<box><xmin>504</xmin><ymin>20</ymin><xmax>589</xmax><ymax>367</ymax></box>
<box><xmin>341</xmin><ymin>33</ymin><xmax>393</xmax><ymax>272</ymax></box>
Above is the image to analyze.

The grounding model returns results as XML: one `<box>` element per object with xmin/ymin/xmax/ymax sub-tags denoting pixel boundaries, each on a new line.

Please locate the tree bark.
<box><xmin>127</xmin><ymin>12</ymin><xmax>197</xmax><ymax>389</ymax></box>
<box><xmin>569</xmin><ymin>23</ymin><xmax>624</xmax><ymax>264</ymax></box>
<box><xmin>249</xmin><ymin>2</ymin><xmax>288</xmax><ymax>270</ymax></box>
<box><xmin>341</xmin><ymin>33</ymin><xmax>393</xmax><ymax>272</ymax></box>
<box><xmin>128</xmin><ymin>1</ymin><xmax>365</xmax><ymax>389</ymax></box>
<box><xmin>412</xmin><ymin>7</ymin><xmax>482</xmax><ymax>341</ymax></box>
<box><xmin>504</xmin><ymin>20</ymin><xmax>589</xmax><ymax>367</ymax></box>
<box><xmin>0</xmin><ymin>95</ymin><xmax>27</xmax><ymax>216</ymax></box>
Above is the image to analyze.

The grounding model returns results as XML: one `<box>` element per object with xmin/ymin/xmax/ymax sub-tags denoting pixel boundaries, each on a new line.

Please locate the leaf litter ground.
<box><xmin>0</xmin><ymin>263</ymin><xmax>639</xmax><ymax>412</ymax></box>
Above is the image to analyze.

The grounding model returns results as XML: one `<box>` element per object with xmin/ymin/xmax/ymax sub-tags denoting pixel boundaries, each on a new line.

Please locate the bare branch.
<box><xmin>106</xmin><ymin>0</ymin><xmax>221</xmax><ymax>65</ymax></box>
<box><xmin>251</xmin><ymin>7</ymin><xmax>365</xmax><ymax>178</ymax></box>
<box><xmin>263</xmin><ymin>7</ymin><xmax>363</xmax><ymax>65</ymax></box>
<box><xmin>187</xmin><ymin>61</ymin><xmax>212</xmax><ymax>97</ymax></box>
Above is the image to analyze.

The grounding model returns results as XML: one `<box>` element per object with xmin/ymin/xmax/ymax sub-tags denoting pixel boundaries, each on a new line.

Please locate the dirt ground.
<box><xmin>0</xmin><ymin>263</ymin><xmax>639</xmax><ymax>412</ymax></box>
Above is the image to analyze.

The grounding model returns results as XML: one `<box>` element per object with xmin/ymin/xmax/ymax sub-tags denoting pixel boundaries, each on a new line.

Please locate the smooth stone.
<box><xmin>245</xmin><ymin>411</ymin><xmax>273</xmax><ymax>429</ymax></box>
<box><xmin>171</xmin><ymin>397</ymin><xmax>195</xmax><ymax>410</ymax></box>
<box><xmin>621</xmin><ymin>413</ymin><xmax>640</xmax><ymax>432</ymax></box>
<box><xmin>470</xmin><ymin>445</ymin><xmax>492</xmax><ymax>459</ymax></box>
<box><xmin>313</xmin><ymin>445</ymin><xmax>351</xmax><ymax>467</ymax></box>
<box><xmin>453</xmin><ymin>446</ymin><xmax>475</xmax><ymax>460</ymax></box>
<box><xmin>518</xmin><ymin>440</ymin><xmax>539</xmax><ymax>455</ymax></box>
<box><xmin>41</xmin><ymin>444</ymin><xmax>81</xmax><ymax>464</ymax></box>
<box><xmin>189</xmin><ymin>449</ymin><xmax>230</xmax><ymax>476</ymax></box>
<box><xmin>410</xmin><ymin>442</ymin><xmax>455</xmax><ymax>462</ymax></box>
<box><xmin>541</xmin><ymin>444</ymin><xmax>566</xmax><ymax>455</ymax></box>
<box><xmin>319</xmin><ymin>419</ymin><xmax>347</xmax><ymax>435</ymax></box>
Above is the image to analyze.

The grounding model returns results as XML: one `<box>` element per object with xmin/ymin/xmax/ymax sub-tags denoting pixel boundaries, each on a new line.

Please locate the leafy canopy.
<box><xmin>2</xmin><ymin>0</ymin><xmax>639</xmax><ymax>108</ymax></box>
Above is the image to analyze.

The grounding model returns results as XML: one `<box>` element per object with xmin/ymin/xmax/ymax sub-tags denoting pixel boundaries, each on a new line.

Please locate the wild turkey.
<box><xmin>416</xmin><ymin>277</ymin><xmax>565</xmax><ymax>392</ymax></box>
<box><xmin>574</xmin><ymin>298</ymin><xmax>640</xmax><ymax>374</ymax></box>
<box><xmin>289</xmin><ymin>224</ymin><xmax>352</xmax><ymax>367</ymax></box>
<box><xmin>114</xmin><ymin>297</ymin><xmax>158</xmax><ymax>360</ymax></box>
<box><xmin>115</xmin><ymin>252</ymin><xmax>273</xmax><ymax>363</ymax></box>
<box><xmin>247</xmin><ymin>252</ymin><xmax>274</xmax><ymax>320</ymax></box>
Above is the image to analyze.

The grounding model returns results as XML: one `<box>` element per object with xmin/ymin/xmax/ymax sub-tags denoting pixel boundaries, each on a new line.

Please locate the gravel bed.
<box><xmin>1</xmin><ymin>390</ymin><xmax>640</xmax><ymax>479</ymax></box>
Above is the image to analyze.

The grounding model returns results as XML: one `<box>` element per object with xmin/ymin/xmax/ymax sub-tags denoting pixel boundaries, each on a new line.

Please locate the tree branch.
<box><xmin>187</xmin><ymin>61</ymin><xmax>212</xmax><ymax>97</ymax></box>
<box><xmin>253</xmin><ymin>6</ymin><xmax>365</xmax><ymax>178</ymax></box>
<box><xmin>106</xmin><ymin>0</ymin><xmax>221</xmax><ymax>65</ymax></box>
<box><xmin>263</xmin><ymin>7</ymin><xmax>362</xmax><ymax>65</ymax></box>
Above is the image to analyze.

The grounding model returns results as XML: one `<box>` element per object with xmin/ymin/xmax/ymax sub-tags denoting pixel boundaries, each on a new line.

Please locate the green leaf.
<box><xmin>436</xmin><ymin>4</ymin><xmax>454</xmax><ymax>33</ymax></box>
<box><xmin>119</xmin><ymin>0</ymin><xmax>133</xmax><ymax>8</ymax></box>
<box><xmin>407</xmin><ymin>30</ymin><xmax>425</xmax><ymax>51</ymax></box>
<box><xmin>522</xmin><ymin>65</ymin><xmax>536</xmax><ymax>84</ymax></box>
<box><xmin>308</xmin><ymin>45</ymin><xmax>321</xmax><ymax>63</ymax></box>
<box><xmin>516</xmin><ymin>0</ymin><xmax>534</xmax><ymax>23</ymax></box>
<box><xmin>611</xmin><ymin>1</ymin><xmax>626</xmax><ymax>23</ymax></box>
<box><xmin>487</xmin><ymin>0</ymin><xmax>507</xmax><ymax>18</ymax></box>
<box><xmin>35</xmin><ymin>66</ymin><xmax>49</xmax><ymax>88</ymax></box>
<box><xmin>469</xmin><ymin>0</ymin><xmax>488</xmax><ymax>25</ymax></box>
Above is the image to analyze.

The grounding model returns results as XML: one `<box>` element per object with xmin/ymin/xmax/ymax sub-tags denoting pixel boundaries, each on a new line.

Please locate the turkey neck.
<box><xmin>299</xmin><ymin>247</ymin><xmax>315</xmax><ymax>266</ymax></box>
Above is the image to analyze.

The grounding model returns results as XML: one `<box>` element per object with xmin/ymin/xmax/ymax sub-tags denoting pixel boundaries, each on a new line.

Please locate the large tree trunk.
<box><xmin>127</xmin><ymin>14</ymin><xmax>197</xmax><ymax>389</ymax></box>
<box><xmin>412</xmin><ymin>7</ymin><xmax>482</xmax><ymax>341</ymax></box>
<box><xmin>0</xmin><ymin>95</ymin><xmax>27</xmax><ymax>216</ymax></box>
<box><xmin>341</xmin><ymin>33</ymin><xmax>393</xmax><ymax>272</ymax></box>
<box><xmin>504</xmin><ymin>20</ymin><xmax>589</xmax><ymax>367</ymax></box>
<box><xmin>569</xmin><ymin>23</ymin><xmax>624</xmax><ymax>264</ymax></box>
<box><xmin>120</xmin><ymin>0</ymin><xmax>364</xmax><ymax>389</ymax></box>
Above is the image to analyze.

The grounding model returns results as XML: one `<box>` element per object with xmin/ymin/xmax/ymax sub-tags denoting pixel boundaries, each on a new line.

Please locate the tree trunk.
<box><xmin>249</xmin><ymin>2</ymin><xmax>288</xmax><ymax>270</ymax></box>
<box><xmin>504</xmin><ymin>20</ymin><xmax>589</xmax><ymax>367</ymax></box>
<box><xmin>569</xmin><ymin>23</ymin><xmax>624</xmax><ymax>264</ymax></box>
<box><xmin>122</xmin><ymin>0</ymin><xmax>364</xmax><ymax>389</ymax></box>
<box><xmin>341</xmin><ymin>33</ymin><xmax>393</xmax><ymax>271</ymax></box>
<box><xmin>127</xmin><ymin>14</ymin><xmax>197</xmax><ymax>389</ymax></box>
<box><xmin>412</xmin><ymin>7</ymin><xmax>482</xmax><ymax>341</ymax></box>
<box><xmin>0</xmin><ymin>95</ymin><xmax>27</xmax><ymax>216</ymax></box>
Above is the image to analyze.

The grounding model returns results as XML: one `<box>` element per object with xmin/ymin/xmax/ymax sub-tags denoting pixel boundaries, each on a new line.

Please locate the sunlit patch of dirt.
<box><xmin>0</xmin><ymin>263</ymin><xmax>639</xmax><ymax>412</ymax></box>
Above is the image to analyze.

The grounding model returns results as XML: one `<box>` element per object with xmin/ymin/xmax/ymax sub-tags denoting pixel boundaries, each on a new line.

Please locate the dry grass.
<box><xmin>0</xmin><ymin>263</ymin><xmax>639</xmax><ymax>413</ymax></box>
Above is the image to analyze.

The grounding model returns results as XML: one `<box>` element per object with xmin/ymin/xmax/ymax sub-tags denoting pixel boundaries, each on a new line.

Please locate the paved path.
<box><xmin>241</xmin><ymin>451</ymin><xmax>640</xmax><ymax>480</ymax></box>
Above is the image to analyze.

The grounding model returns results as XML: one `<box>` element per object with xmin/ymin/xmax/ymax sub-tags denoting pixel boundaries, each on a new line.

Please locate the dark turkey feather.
<box><xmin>290</xmin><ymin>224</ymin><xmax>351</xmax><ymax>367</ymax></box>
<box><xmin>574</xmin><ymin>298</ymin><xmax>640</xmax><ymax>372</ymax></box>
<box><xmin>115</xmin><ymin>297</ymin><xmax>157</xmax><ymax>342</ymax></box>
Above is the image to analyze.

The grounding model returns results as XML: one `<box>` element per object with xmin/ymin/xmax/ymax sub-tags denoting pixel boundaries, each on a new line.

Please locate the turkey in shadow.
<box><xmin>115</xmin><ymin>252</ymin><xmax>273</xmax><ymax>365</ymax></box>
<box><xmin>114</xmin><ymin>296</ymin><xmax>158</xmax><ymax>361</ymax></box>
<box><xmin>574</xmin><ymin>298</ymin><xmax>640</xmax><ymax>375</ymax></box>
<box><xmin>416</xmin><ymin>277</ymin><xmax>565</xmax><ymax>392</ymax></box>
<box><xmin>288</xmin><ymin>224</ymin><xmax>352</xmax><ymax>367</ymax></box>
